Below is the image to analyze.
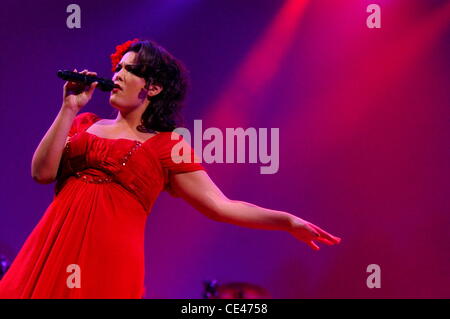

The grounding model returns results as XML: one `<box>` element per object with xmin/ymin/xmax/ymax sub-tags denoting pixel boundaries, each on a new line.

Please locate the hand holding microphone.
<box><xmin>61</xmin><ymin>69</ymin><xmax>102</xmax><ymax>112</ymax></box>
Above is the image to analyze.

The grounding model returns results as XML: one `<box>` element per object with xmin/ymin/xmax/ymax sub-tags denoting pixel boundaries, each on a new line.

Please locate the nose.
<box><xmin>113</xmin><ymin>73</ymin><xmax>123</xmax><ymax>82</ymax></box>
<box><xmin>112</xmin><ymin>67</ymin><xmax>126</xmax><ymax>82</ymax></box>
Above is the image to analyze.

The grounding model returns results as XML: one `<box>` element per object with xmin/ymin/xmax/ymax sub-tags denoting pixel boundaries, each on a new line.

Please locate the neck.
<box><xmin>113</xmin><ymin>101</ymin><xmax>149</xmax><ymax>131</ymax></box>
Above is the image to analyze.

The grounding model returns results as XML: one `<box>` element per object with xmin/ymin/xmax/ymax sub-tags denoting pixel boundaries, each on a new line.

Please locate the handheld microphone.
<box><xmin>57</xmin><ymin>70</ymin><xmax>119</xmax><ymax>92</ymax></box>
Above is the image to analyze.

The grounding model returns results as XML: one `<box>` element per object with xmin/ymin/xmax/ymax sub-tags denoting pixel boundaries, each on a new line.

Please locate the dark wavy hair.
<box><xmin>115</xmin><ymin>39</ymin><xmax>189</xmax><ymax>132</ymax></box>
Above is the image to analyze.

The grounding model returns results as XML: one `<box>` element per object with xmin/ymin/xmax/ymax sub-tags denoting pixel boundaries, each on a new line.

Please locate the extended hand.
<box><xmin>289</xmin><ymin>217</ymin><xmax>341</xmax><ymax>251</ymax></box>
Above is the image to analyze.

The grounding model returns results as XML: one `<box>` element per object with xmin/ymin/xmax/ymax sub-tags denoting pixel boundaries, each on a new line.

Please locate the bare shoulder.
<box><xmin>93</xmin><ymin>118</ymin><xmax>112</xmax><ymax>126</ymax></box>
<box><xmin>87</xmin><ymin>118</ymin><xmax>113</xmax><ymax>130</ymax></box>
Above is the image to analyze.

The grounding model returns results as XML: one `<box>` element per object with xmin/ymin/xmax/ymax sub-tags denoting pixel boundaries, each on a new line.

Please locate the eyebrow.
<box><xmin>117</xmin><ymin>62</ymin><xmax>139</xmax><ymax>67</ymax></box>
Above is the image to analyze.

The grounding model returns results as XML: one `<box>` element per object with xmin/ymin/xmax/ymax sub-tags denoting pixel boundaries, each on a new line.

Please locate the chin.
<box><xmin>109</xmin><ymin>99</ymin><xmax>137</xmax><ymax>113</ymax></box>
<box><xmin>109</xmin><ymin>96</ymin><xmax>123</xmax><ymax>108</ymax></box>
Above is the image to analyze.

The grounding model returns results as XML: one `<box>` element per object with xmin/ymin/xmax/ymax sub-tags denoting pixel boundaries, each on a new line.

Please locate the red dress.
<box><xmin>0</xmin><ymin>112</ymin><xmax>205</xmax><ymax>298</ymax></box>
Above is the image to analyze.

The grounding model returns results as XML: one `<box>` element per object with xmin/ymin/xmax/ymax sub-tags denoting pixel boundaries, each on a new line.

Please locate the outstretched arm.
<box><xmin>169</xmin><ymin>170</ymin><xmax>341</xmax><ymax>251</ymax></box>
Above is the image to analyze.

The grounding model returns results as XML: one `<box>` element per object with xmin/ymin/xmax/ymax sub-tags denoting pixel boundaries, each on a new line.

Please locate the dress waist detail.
<box><xmin>74</xmin><ymin>168</ymin><xmax>113</xmax><ymax>184</ymax></box>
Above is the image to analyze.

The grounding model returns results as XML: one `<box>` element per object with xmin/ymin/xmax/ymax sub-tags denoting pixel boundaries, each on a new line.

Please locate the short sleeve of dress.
<box><xmin>157</xmin><ymin>132</ymin><xmax>206</xmax><ymax>197</ymax></box>
<box><xmin>68</xmin><ymin>112</ymin><xmax>100</xmax><ymax>137</ymax></box>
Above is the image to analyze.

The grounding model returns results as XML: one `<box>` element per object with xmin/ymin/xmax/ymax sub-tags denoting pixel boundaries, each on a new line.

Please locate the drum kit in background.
<box><xmin>202</xmin><ymin>280</ymin><xmax>271</xmax><ymax>299</ymax></box>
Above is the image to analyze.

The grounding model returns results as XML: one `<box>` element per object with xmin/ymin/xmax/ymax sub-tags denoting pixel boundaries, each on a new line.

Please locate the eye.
<box><xmin>114</xmin><ymin>64</ymin><xmax>123</xmax><ymax>73</ymax></box>
<box><xmin>125</xmin><ymin>64</ymin><xmax>146</xmax><ymax>77</ymax></box>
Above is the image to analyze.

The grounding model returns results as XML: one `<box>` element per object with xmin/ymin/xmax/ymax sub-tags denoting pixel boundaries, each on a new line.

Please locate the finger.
<box><xmin>86</xmin><ymin>81</ymin><xmax>98</xmax><ymax>95</ymax></box>
<box><xmin>87</xmin><ymin>72</ymin><xmax>97</xmax><ymax>80</ymax></box>
<box><xmin>67</xmin><ymin>69</ymin><xmax>77</xmax><ymax>83</ymax></box>
<box><xmin>305</xmin><ymin>225</ymin><xmax>320</xmax><ymax>238</ymax></box>
<box><xmin>315</xmin><ymin>237</ymin><xmax>336</xmax><ymax>246</ymax></box>
<box><xmin>307</xmin><ymin>241</ymin><xmax>320</xmax><ymax>251</ymax></box>
<box><xmin>64</xmin><ymin>69</ymin><xmax>77</xmax><ymax>88</ymax></box>
<box><xmin>310</xmin><ymin>224</ymin><xmax>340</xmax><ymax>243</ymax></box>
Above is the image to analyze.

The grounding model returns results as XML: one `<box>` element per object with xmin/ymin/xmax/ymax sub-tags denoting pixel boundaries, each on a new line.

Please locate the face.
<box><xmin>109</xmin><ymin>51</ymin><xmax>162</xmax><ymax>112</ymax></box>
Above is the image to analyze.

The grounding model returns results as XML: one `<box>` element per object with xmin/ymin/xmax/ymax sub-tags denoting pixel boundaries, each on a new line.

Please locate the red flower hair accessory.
<box><xmin>110</xmin><ymin>38</ymin><xmax>139</xmax><ymax>72</ymax></box>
